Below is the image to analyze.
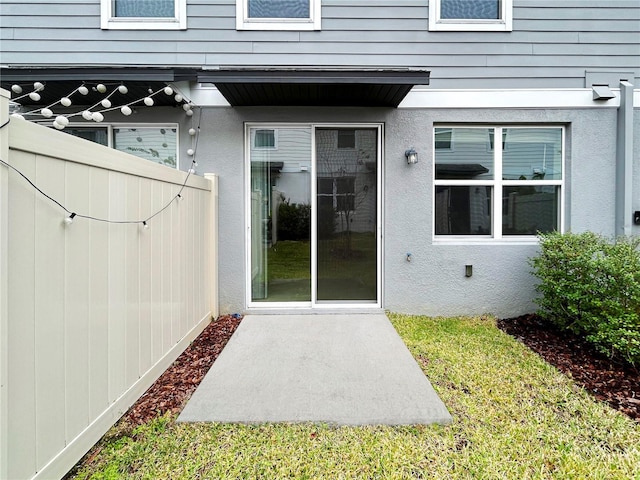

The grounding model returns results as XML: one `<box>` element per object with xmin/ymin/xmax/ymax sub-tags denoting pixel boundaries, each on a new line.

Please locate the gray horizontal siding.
<box><xmin>1</xmin><ymin>1</ymin><xmax>638</xmax><ymax>89</ymax></box>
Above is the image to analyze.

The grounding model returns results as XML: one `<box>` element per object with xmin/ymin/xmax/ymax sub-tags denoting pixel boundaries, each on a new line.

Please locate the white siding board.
<box><xmin>161</xmin><ymin>184</ymin><xmax>173</xmax><ymax>355</ymax></box>
<box><xmin>107</xmin><ymin>172</ymin><xmax>127</xmax><ymax>403</ymax></box>
<box><xmin>88</xmin><ymin>169</ymin><xmax>110</xmax><ymax>421</ymax></box>
<box><xmin>125</xmin><ymin>176</ymin><xmax>140</xmax><ymax>387</ymax></box>
<box><xmin>64</xmin><ymin>161</ymin><xmax>91</xmax><ymax>443</ymax></box>
<box><xmin>150</xmin><ymin>182</ymin><xmax>164</xmax><ymax>361</ymax></box>
<box><xmin>7</xmin><ymin>151</ymin><xmax>37</xmax><ymax>480</ymax></box>
<box><xmin>139</xmin><ymin>178</ymin><xmax>153</xmax><ymax>376</ymax></box>
<box><xmin>33</xmin><ymin>156</ymin><xmax>66</xmax><ymax>472</ymax></box>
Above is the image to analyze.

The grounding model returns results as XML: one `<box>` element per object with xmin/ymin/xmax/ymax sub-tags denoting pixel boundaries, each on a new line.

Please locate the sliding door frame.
<box><xmin>244</xmin><ymin>122</ymin><xmax>384</xmax><ymax>310</ymax></box>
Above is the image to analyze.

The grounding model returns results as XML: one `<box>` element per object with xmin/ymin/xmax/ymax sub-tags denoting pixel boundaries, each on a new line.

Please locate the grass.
<box><xmin>70</xmin><ymin>314</ymin><xmax>640</xmax><ymax>480</ymax></box>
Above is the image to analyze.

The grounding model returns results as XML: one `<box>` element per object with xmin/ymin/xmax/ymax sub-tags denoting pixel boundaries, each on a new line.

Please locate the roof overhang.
<box><xmin>197</xmin><ymin>68</ymin><xmax>430</xmax><ymax>107</ymax></box>
<box><xmin>1</xmin><ymin>67</ymin><xmax>430</xmax><ymax>108</ymax></box>
<box><xmin>0</xmin><ymin>68</ymin><xmax>188</xmax><ymax>107</ymax></box>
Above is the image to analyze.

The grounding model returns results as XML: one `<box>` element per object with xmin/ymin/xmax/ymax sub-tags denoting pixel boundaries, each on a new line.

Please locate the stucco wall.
<box><xmin>104</xmin><ymin>104</ymin><xmax>623</xmax><ymax>318</ymax></box>
<box><xmin>384</xmin><ymin>107</ymin><xmax>619</xmax><ymax>317</ymax></box>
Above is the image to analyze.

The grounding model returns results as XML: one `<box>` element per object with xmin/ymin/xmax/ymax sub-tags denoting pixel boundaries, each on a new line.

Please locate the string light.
<box><xmin>3</xmin><ymin>84</ymin><xmax>203</xmax><ymax>229</ymax></box>
<box><xmin>9</xmin><ymin>81</ymin><xmax>195</xmax><ymax>129</ymax></box>
<box><xmin>64</xmin><ymin>212</ymin><xmax>76</xmax><ymax>226</ymax></box>
<box><xmin>0</xmin><ymin>153</ymin><xmax>198</xmax><ymax>229</ymax></box>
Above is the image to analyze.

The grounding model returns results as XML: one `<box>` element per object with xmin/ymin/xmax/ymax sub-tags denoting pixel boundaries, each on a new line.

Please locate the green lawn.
<box><xmin>70</xmin><ymin>314</ymin><xmax>640</xmax><ymax>479</ymax></box>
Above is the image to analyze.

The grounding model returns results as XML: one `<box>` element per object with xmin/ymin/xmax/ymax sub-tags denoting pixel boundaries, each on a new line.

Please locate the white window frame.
<box><xmin>236</xmin><ymin>0</ymin><xmax>321</xmax><ymax>31</ymax></box>
<box><xmin>429</xmin><ymin>0</ymin><xmax>512</xmax><ymax>32</ymax></box>
<box><xmin>433</xmin><ymin>125</ymin><xmax>564</xmax><ymax>244</ymax></box>
<box><xmin>101</xmin><ymin>0</ymin><xmax>187</xmax><ymax>30</ymax></box>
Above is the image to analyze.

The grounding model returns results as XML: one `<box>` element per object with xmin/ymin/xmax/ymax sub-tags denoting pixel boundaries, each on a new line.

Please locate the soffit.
<box><xmin>197</xmin><ymin>68</ymin><xmax>431</xmax><ymax>107</ymax></box>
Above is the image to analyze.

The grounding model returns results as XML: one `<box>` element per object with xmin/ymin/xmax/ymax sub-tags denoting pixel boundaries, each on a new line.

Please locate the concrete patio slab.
<box><xmin>177</xmin><ymin>314</ymin><xmax>452</xmax><ymax>425</ymax></box>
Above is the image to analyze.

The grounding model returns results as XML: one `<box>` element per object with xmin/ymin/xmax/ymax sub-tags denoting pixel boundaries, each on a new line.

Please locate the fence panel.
<box><xmin>0</xmin><ymin>89</ymin><xmax>218</xmax><ymax>480</ymax></box>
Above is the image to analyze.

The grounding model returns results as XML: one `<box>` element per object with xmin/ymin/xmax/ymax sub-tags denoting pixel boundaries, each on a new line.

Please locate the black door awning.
<box><xmin>197</xmin><ymin>68</ymin><xmax>430</xmax><ymax>107</ymax></box>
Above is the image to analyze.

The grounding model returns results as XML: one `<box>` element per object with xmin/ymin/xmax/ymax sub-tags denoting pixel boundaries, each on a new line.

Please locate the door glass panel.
<box><xmin>315</xmin><ymin>128</ymin><xmax>378</xmax><ymax>302</ymax></box>
<box><xmin>250</xmin><ymin>127</ymin><xmax>312</xmax><ymax>302</ymax></box>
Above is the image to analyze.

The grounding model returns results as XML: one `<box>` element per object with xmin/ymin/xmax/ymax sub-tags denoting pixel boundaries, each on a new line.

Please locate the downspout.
<box><xmin>616</xmin><ymin>80</ymin><xmax>634</xmax><ymax>237</ymax></box>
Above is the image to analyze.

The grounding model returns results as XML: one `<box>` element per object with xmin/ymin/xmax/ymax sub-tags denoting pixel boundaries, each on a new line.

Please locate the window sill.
<box><xmin>236</xmin><ymin>21</ymin><xmax>320</xmax><ymax>31</ymax></box>
<box><xmin>428</xmin><ymin>21</ymin><xmax>512</xmax><ymax>32</ymax></box>
<box><xmin>433</xmin><ymin>237</ymin><xmax>540</xmax><ymax>246</ymax></box>
<box><xmin>101</xmin><ymin>19</ymin><xmax>186</xmax><ymax>30</ymax></box>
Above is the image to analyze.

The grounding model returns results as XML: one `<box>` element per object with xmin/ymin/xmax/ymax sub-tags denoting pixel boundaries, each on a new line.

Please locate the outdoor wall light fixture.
<box><xmin>405</xmin><ymin>148</ymin><xmax>418</xmax><ymax>164</ymax></box>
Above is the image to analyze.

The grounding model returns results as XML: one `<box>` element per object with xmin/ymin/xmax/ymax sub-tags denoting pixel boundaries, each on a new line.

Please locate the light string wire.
<box><xmin>0</xmin><ymin>110</ymin><xmax>202</xmax><ymax>226</ymax></box>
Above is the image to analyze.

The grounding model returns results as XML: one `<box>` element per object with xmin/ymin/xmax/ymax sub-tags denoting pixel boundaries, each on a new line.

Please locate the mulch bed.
<box><xmin>497</xmin><ymin>314</ymin><xmax>639</xmax><ymax>421</ymax></box>
<box><xmin>123</xmin><ymin>314</ymin><xmax>243</xmax><ymax>426</ymax></box>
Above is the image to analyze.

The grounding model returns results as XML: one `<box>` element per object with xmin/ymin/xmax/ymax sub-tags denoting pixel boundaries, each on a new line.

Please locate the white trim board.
<box><xmin>399</xmin><ymin>88</ymin><xmax>625</xmax><ymax>109</ymax></box>
<box><xmin>190</xmin><ymin>85</ymin><xmax>639</xmax><ymax>109</ymax></box>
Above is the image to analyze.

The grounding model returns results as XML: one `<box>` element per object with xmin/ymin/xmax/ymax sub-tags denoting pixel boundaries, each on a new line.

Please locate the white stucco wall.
<box><xmin>102</xmin><ymin>101</ymin><xmax>627</xmax><ymax>318</ymax></box>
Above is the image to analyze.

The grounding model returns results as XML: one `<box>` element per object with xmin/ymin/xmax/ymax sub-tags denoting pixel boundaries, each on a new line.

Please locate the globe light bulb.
<box><xmin>101</xmin><ymin>99</ymin><xmax>112</xmax><ymax>108</ymax></box>
<box><xmin>29</xmin><ymin>92</ymin><xmax>41</xmax><ymax>101</ymax></box>
<box><xmin>60</xmin><ymin>97</ymin><xmax>72</xmax><ymax>107</ymax></box>
<box><xmin>121</xmin><ymin>105</ymin><xmax>132</xmax><ymax>115</ymax></box>
<box><xmin>11</xmin><ymin>84</ymin><xmax>23</xmax><ymax>94</ymax></box>
<box><xmin>82</xmin><ymin>110</ymin><xmax>93</xmax><ymax>121</ymax></box>
<box><xmin>33</xmin><ymin>82</ymin><xmax>45</xmax><ymax>91</ymax></box>
<box><xmin>10</xmin><ymin>113</ymin><xmax>25</xmax><ymax>120</ymax></box>
<box><xmin>41</xmin><ymin>108</ymin><xmax>53</xmax><ymax>118</ymax></box>
<box><xmin>53</xmin><ymin>121</ymin><xmax>65</xmax><ymax>130</ymax></box>
<box><xmin>187</xmin><ymin>148</ymin><xmax>194</xmax><ymax>156</ymax></box>
<box><xmin>185</xmin><ymin>109</ymin><xmax>193</xmax><ymax>116</ymax></box>
<box><xmin>164</xmin><ymin>86</ymin><xmax>173</xmax><ymax>95</ymax></box>
<box><xmin>188</xmin><ymin>128</ymin><xmax>196</xmax><ymax>136</ymax></box>
<box><xmin>174</xmin><ymin>94</ymin><xmax>183</xmax><ymax>102</ymax></box>
<box><xmin>92</xmin><ymin>112</ymin><xmax>104</xmax><ymax>122</ymax></box>
<box><xmin>143</xmin><ymin>97</ymin><xmax>154</xmax><ymax>106</ymax></box>
<box><xmin>182</xmin><ymin>103</ymin><xmax>191</xmax><ymax>111</ymax></box>
<box><xmin>118</xmin><ymin>85</ymin><xmax>128</xmax><ymax>94</ymax></box>
<box><xmin>55</xmin><ymin>115</ymin><xmax>69</xmax><ymax>126</ymax></box>
<box><xmin>78</xmin><ymin>85</ymin><xmax>89</xmax><ymax>95</ymax></box>
<box><xmin>96</xmin><ymin>84</ymin><xmax>107</xmax><ymax>93</ymax></box>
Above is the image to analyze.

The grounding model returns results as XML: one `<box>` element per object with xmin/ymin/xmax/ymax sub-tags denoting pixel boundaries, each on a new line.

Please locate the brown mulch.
<box><xmin>497</xmin><ymin>313</ymin><xmax>639</xmax><ymax>421</ymax></box>
<box><xmin>123</xmin><ymin>313</ymin><xmax>242</xmax><ymax>426</ymax></box>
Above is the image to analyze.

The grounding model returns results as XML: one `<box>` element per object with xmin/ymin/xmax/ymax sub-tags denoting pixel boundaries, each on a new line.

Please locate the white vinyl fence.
<box><xmin>0</xmin><ymin>89</ymin><xmax>218</xmax><ymax>480</ymax></box>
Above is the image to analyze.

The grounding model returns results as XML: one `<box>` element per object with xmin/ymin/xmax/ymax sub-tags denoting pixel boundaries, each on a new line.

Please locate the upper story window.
<box><xmin>237</xmin><ymin>0</ymin><xmax>321</xmax><ymax>31</ymax></box>
<box><xmin>434</xmin><ymin>126</ymin><xmax>563</xmax><ymax>240</ymax></box>
<box><xmin>429</xmin><ymin>0</ymin><xmax>512</xmax><ymax>32</ymax></box>
<box><xmin>101</xmin><ymin>0</ymin><xmax>187</xmax><ymax>30</ymax></box>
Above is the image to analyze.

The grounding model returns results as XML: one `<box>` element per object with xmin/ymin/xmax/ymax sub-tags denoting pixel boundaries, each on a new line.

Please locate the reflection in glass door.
<box><xmin>315</xmin><ymin>128</ymin><xmax>378</xmax><ymax>302</ymax></box>
<box><xmin>250</xmin><ymin>127</ymin><xmax>312</xmax><ymax>302</ymax></box>
<box><xmin>248</xmin><ymin>125</ymin><xmax>380</xmax><ymax>306</ymax></box>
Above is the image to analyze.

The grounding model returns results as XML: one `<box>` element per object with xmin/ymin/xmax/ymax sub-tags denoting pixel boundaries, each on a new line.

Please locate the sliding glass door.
<box><xmin>248</xmin><ymin>124</ymin><xmax>381</xmax><ymax>307</ymax></box>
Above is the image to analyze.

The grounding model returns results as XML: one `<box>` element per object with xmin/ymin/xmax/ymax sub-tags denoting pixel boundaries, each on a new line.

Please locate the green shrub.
<box><xmin>530</xmin><ymin>231</ymin><xmax>640</xmax><ymax>366</ymax></box>
<box><xmin>277</xmin><ymin>200</ymin><xmax>310</xmax><ymax>241</ymax></box>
